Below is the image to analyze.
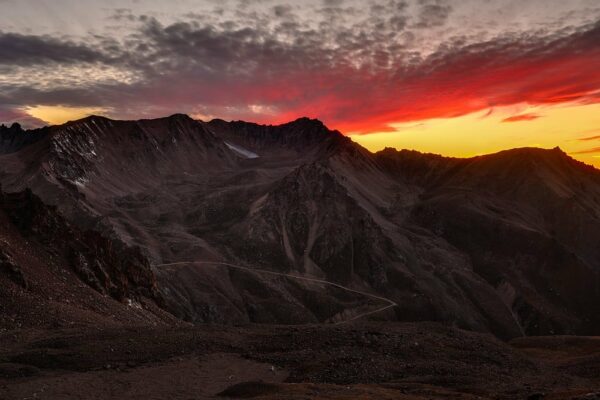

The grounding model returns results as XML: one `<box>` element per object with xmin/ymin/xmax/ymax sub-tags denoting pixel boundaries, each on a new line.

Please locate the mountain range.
<box><xmin>1</xmin><ymin>114</ymin><xmax>600</xmax><ymax>341</ymax></box>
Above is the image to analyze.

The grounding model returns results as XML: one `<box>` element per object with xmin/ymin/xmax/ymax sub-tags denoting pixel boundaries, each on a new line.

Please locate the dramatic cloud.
<box><xmin>0</xmin><ymin>0</ymin><xmax>599</xmax><ymax>132</ymax></box>
<box><xmin>0</xmin><ymin>32</ymin><xmax>108</xmax><ymax>66</ymax></box>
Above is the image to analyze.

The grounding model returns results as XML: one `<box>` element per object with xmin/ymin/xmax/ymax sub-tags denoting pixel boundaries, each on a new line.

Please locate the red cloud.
<box><xmin>502</xmin><ymin>114</ymin><xmax>540</xmax><ymax>123</ymax></box>
<box><xmin>258</xmin><ymin>23</ymin><xmax>600</xmax><ymax>133</ymax></box>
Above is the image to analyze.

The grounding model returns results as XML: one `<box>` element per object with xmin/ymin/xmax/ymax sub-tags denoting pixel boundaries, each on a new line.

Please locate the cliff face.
<box><xmin>0</xmin><ymin>186</ymin><xmax>175</xmax><ymax>330</ymax></box>
<box><xmin>1</xmin><ymin>188</ymin><xmax>161</xmax><ymax>302</ymax></box>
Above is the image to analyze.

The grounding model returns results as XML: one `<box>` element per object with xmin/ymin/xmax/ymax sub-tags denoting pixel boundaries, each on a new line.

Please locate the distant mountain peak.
<box><xmin>471</xmin><ymin>146</ymin><xmax>578</xmax><ymax>169</ymax></box>
<box><xmin>166</xmin><ymin>113</ymin><xmax>193</xmax><ymax>121</ymax></box>
<box><xmin>285</xmin><ymin>116</ymin><xmax>326</xmax><ymax>127</ymax></box>
<box><xmin>0</xmin><ymin>121</ymin><xmax>49</xmax><ymax>155</ymax></box>
<box><xmin>207</xmin><ymin>116</ymin><xmax>344</xmax><ymax>155</ymax></box>
<box><xmin>0</xmin><ymin>122</ymin><xmax>24</xmax><ymax>133</ymax></box>
<box><xmin>83</xmin><ymin>114</ymin><xmax>108</xmax><ymax>121</ymax></box>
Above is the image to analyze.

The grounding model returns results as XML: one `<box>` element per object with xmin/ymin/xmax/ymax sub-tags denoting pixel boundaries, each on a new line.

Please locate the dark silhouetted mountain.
<box><xmin>0</xmin><ymin>123</ymin><xmax>49</xmax><ymax>154</ymax></box>
<box><xmin>207</xmin><ymin>117</ymin><xmax>342</xmax><ymax>154</ymax></box>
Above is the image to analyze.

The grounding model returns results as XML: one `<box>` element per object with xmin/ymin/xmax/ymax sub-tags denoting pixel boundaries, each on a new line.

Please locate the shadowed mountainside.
<box><xmin>0</xmin><ymin>186</ymin><xmax>177</xmax><ymax>330</ymax></box>
<box><xmin>1</xmin><ymin>114</ymin><xmax>599</xmax><ymax>339</ymax></box>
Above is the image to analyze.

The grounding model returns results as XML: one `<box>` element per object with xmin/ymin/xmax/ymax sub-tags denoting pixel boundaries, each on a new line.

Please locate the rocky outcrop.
<box><xmin>0</xmin><ymin>248</ymin><xmax>27</xmax><ymax>289</ymax></box>
<box><xmin>207</xmin><ymin>117</ymin><xmax>342</xmax><ymax>153</ymax></box>
<box><xmin>240</xmin><ymin>162</ymin><xmax>394</xmax><ymax>288</ymax></box>
<box><xmin>0</xmin><ymin>187</ymin><xmax>161</xmax><ymax>303</ymax></box>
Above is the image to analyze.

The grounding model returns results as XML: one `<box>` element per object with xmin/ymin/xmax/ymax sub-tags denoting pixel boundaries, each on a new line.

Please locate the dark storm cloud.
<box><xmin>0</xmin><ymin>31</ymin><xmax>108</xmax><ymax>66</ymax></box>
<box><xmin>0</xmin><ymin>85</ymin><xmax>113</xmax><ymax>109</ymax></box>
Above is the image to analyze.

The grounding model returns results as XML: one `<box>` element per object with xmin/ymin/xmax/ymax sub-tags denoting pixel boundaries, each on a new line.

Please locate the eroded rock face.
<box><xmin>0</xmin><ymin>248</ymin><xmax>27</xmax><ymax>289</ymax></box>
<box><xmin>0</xmin><ymin>188</ymin><xmax>161</xmax><ymax>304</ymax></box>
<box><xmin>239</xmin><ymin>162</ymin><xmax>394</xmax><ymax>288</ymax></box>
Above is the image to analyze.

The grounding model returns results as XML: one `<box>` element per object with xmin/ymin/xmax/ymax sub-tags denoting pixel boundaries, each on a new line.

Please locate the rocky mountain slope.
<box><xmin>1</xmin><ymin>114</ymin><xmax>599</xmax><ymax>339</ymax></box>
<box><xmin>0</xmin><ymin>186</ymin><xmax>176</xmax><ymax>331</ymax></box>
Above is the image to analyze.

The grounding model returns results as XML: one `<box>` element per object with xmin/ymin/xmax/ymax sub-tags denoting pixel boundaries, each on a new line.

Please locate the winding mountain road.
<box><xmin>153</xmin><ymin>261</ymin><xmax>397</xmax><ymax>324</ymax></box>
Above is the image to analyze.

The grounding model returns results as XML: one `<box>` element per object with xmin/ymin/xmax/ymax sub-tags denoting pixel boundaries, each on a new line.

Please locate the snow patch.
<box><xmin>127</xmin><ymin>298</ymin><xmax>143</xmax><ymax>310</ymax></box>
<box><xmin>225</xmin><ymin>142</ymin><xmax>259</xmax><ymax>159</ymax></box>
<box><xmin>73</xmin><ymin>176</ymin><xmax>89</xmax><ymax>188</ymax></box>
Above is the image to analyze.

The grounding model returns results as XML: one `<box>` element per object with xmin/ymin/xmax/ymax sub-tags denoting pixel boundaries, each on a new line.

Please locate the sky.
<box><xmin>0</xmin><ymin>0</ymin><xmax>599</xmax><ymax>166</ymax></box>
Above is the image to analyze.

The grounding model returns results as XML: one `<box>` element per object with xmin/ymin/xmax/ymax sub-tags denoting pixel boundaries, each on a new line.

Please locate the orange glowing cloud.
<box><xmin>578</xmin><ymin>134</ymin><xmax>600</xmax><ymax>141</ymax></box>
<box><xmin>502</xmin><ymin>114</ymin><xmax>540</xmax><ymax>123</ymax></box>
<box><xmin>572</xmin><ymin>147</ymin><xmax>600</xmax><ymax>155</ymax></box>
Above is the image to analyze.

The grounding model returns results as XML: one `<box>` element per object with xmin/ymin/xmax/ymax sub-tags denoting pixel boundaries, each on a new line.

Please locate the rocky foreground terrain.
<box><xmin>1</xmin><ymin>323</ymin><xmax>600</xmax><ymax>399</ymax></box>
<box><xmin>1</xmin><ymin>116</ymin><xmax>600</xmax><ymax>398</ymax></box>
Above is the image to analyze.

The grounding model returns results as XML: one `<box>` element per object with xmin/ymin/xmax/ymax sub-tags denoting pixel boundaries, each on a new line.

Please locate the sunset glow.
<box><xmin>25</xmin><ymin>105</ymin><xmax>109</xmax><ymax>126</ymax></box>
<box><xmin>352</xmin><ymin>103</ymin><xmax>600</xmax><ymax>168</ymax></box>
<box><xmin>1</xmin><ymin>0</ymin><xmax>599</xmax><ymax>166</ymax></box>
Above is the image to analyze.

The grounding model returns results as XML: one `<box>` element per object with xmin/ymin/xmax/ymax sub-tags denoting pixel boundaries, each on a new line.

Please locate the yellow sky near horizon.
<box><xmin>25</xmin><ymin>105</ymin><xmax>110</xmax><ymax>126</ymax></box>
<box><xmin>352</xmin><ymin>102</ymin><xmax>600</xmax><ymax>169</ymax></box>
<box><xmin>24</xmin><ymin>102</ymin><xmax>600</xmax><ymax>169</ymax></box>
